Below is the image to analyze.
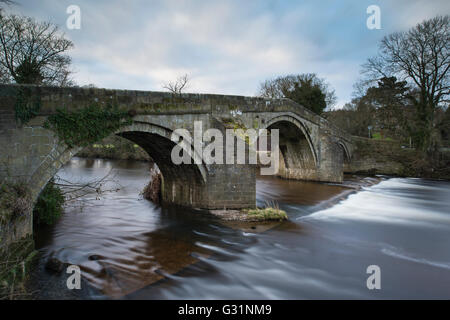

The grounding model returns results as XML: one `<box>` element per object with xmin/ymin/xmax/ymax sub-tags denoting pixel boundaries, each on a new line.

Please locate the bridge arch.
<box><xmin>30</xmin><ymin>120</ymin><xmax>209</xmax><ymax>210</ymax></box>
<box><xmin>338</xmin><ymin>141</ymin><xmax>351</xmax><ymax>164</ymax></box>
<box><xmin>262</xmin><ymin>114</ymin><xmax>319</xmax><ymax>181</ymax></box>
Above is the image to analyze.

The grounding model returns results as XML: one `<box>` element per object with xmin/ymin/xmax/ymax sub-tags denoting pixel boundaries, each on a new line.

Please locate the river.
<box><xmin>29</xmin><ymin>157</ymin><xmax>450</xmax><ymax>299</ymax></box>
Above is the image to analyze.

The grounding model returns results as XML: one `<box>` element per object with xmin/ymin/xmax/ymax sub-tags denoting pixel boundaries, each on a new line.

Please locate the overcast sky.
<box><xmin>4</xmin><ymin>0</ymin><xmax>450</xmax><ymax>108</ymax></box>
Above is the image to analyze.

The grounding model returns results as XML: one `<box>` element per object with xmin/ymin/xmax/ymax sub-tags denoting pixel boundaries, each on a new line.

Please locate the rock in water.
<box><xmin>45</xmin><ymin>257</ymin><xmax>68</xmax><ymax>274</ymax></box>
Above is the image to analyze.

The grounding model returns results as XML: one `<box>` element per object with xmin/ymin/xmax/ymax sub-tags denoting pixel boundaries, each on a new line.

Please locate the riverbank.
<box><xmin>346</xmin><ymin>137</ymin><xmax>450</xmax><ymax>180</ymax></box>
<box><xmin>0</xmin><ymin>237</ymin><xmax>37</xmax><ymax>300</ymax></box>
<box><xmin>75</xmin><ymin>135</ymin><xmax>150</xmax><ymax>161</ymax></box>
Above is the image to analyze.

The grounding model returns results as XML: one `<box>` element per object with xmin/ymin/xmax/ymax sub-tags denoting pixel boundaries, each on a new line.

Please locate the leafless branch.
<box><xmin>162</xmin><ymin>74</ymin><xmax>190</xmax><ymax>94</ymax></box>
<box><xmin>53</xmin><ymin>169</ymin><xmax>123</xmax><ymax>208</ymax></box>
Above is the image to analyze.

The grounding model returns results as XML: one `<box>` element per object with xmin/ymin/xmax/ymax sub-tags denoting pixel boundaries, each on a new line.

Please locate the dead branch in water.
<box><xmin>53</xmin><ymin>168</ymin><xmax>123</xmax><ymax>208</ymax></box>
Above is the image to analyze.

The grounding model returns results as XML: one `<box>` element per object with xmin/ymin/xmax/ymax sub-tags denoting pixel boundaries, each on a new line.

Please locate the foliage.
<box><xmin>44</xmin><ymin>104</ymin><xmax>132</xmax><ymax>148</ymax></box>
<box><xmin>14</xmin><ymin>59</ymin><xmax>43</xmax><ymax>85</ymax></box>
<box><xmin>0</xmin><ymin>181</ymin><xmax>31</xmax><ymax>225</ymax></box>
<box><xmin>258</xmin><ymin>73</ymin><xmax>337</xmax><ymax>114</ymax></box>
<box><xmin>14</xmin><ymin>87</ymin><xmax>41</xmax><ymax>125</ymax></box>
<box><xmin>438</xmin><ymin>107</ymin><xmax>450</xmax><ymax>144</ymax></box>
<box><xmin>325</xmin><ymin>77</ymin><xmax>417</xmax><ymax>143</ymax></box>
<box><xmin>362</xmin><ymin>15</ymin><xmax>449</xmax><ymax>153</ymax></box>
<box><xmin>285</xmin><ymin>79</ymin><xmax>327</xmax><ymax>115</ymax></box>
<box><xmin>372</xmin><ymin>132</ymin><xmax>392</xmax><ymax>141</ymax></box>
<box><xmin>33</xmin><ymin>179</ymin><xmax>64</xmax><ymax>226</ymax></box>
<box><xmin>0</xmin><ymin>12</ymin><xmax>74</xmax><ymax>86</ymax></box>
<box><xmin>325</xmin><ymin>98</ymin><xmax>376</xmax><ymax>138</ymax></box>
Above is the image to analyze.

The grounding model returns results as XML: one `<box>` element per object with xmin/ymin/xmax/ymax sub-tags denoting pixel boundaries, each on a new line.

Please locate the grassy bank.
<box><xmin>75</xmin><ymin>135</ymin><xmax>150</xmax><ymax>161</ymax></box>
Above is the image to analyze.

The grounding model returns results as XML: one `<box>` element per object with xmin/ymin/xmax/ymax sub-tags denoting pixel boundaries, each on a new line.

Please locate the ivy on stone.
<box><xmin>44</xmin><ymin>103</ymin><xmax>132</xmax><ymax>148</ymax></box>
<box><xmin>14</xmin><ymin>87</ymin><xmax>41</xmax><ymax>125</ymax></box>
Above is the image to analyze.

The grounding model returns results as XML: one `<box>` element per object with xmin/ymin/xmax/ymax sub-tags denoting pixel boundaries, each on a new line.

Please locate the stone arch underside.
<box><xmin>338</xmin><ymin>141</ymin><xmax>351</xmax><ymax>173</ymax></box>
<box><xmin>264</xmin><ymin>115</ymin><xmax>319</xmax><ymax>181</ymax></box>
<box><xmin>30</xmin><ymin>121</ymin><xmax>209</xmax><ymax>210</ymax></box>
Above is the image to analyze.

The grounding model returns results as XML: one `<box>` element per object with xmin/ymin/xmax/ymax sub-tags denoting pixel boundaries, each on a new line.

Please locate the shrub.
<box><xmin>33</xmin><ymin>179</ymin><xmax>64</xmax><ymax>225</ymax></box>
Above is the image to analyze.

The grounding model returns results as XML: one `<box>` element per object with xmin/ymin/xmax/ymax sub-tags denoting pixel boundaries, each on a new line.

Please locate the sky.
<box><xmin>4</xmin><ymin>0</ymin><xmax>450</xmax><ymax>108</ymax></box>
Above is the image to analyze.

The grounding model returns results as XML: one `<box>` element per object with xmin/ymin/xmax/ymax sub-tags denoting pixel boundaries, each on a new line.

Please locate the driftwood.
<box><xmin>142</xmin><ymin>165</ymin><xmax>161</xmax><ymax>204</ymax></box>
<box><xmin>53</xmin><ymin>168</ymin><xmax>122</xmax><ymax>210</ymax></box>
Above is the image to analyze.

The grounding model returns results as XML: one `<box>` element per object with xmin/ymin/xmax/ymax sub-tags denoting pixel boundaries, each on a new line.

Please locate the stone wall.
<box><xmin>345</xmin><ymin>136</ymin><xmax>413</xmax><ymax>176</ymax></box>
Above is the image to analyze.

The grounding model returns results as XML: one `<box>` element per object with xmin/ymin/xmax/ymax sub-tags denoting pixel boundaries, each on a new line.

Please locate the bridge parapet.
<box><xmin>0</xmin><ymin>84</ymin><xmax>350</xmax><ymax>141</ymax></box>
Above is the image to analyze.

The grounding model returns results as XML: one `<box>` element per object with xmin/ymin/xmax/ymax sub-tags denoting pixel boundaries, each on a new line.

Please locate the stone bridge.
<box><xmin>0</xmin><ymin>84</ymin><xmax>353</xmax><ymax>243</ymax></box>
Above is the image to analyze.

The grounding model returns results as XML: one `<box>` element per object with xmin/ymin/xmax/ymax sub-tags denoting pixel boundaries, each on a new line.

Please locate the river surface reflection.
<box><xmin>30</xmin><ymin>158</ymin><xmax>450</xmax><ymax>299</ymax></box>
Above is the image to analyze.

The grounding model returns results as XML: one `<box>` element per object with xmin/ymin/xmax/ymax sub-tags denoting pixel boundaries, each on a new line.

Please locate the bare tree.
<box><xmin>162</xmin><ymin>74</ymin><xmax>189</xmax><ymax>94</ymax></box>
<box><xmin>362</xmin><ymin>15</ymin><xmax>449</xmax><ymax>152</ymax></box>
<box><xmin>0</xmin><ymin>13</ymin><xmax>74</xmax><ymax>86</ymax></box>
<box><xmin>0</xmin><ymin>1</ymin><xmax>14</xmax><ymax>85</ymax></box>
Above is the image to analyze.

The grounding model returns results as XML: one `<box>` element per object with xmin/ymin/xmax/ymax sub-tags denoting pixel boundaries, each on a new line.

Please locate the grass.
<box><xmin>372</xmin><ymin>132</ymin><xmax>393</xmax><ymax>141</ymax></box>
<box><xmin>242</xmin><ymin>201</ymin><xmax>288</xmax><ymax>221</ymax></box>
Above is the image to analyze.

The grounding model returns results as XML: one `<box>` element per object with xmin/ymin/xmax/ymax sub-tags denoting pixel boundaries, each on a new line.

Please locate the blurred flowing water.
<box><xmin>29</xmin><ymin>158</ymin><xmax>450</xmax><ymax>299</ymax></box>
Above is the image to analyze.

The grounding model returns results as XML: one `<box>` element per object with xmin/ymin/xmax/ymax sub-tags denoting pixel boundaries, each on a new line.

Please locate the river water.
<box><xmin>29</xmin><ymin>158</ymin><xmax>450</xmax><ymax>299</ymax></box>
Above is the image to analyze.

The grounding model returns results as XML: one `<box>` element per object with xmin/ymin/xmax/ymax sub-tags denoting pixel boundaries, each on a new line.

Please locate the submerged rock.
<box><xmin>45</xmin><ymin>257</ymin><xmax>68</xmax><ymax>274</ymax></box>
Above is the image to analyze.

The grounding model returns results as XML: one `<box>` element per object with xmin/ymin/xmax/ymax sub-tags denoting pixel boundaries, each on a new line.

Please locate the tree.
<box><xmin>438</xmin><ymin>107</ymin><xmax>450</xmax><ymax>144</ymax></box>
<box><xmin>162</xmin><ymin>74</ymin><xmax>189</xmax><ymax>94</ymax></box>
<box><xmin>364</xmin><ymin>76</ymin><xmax>412</xmax><ymax>140</ymax></box>
<box><xmin>325</xmin><ymin>97</ymin><xmax>376</xmax><ymax>137</ymax></box>
<box><xmin>362</xmin><ymin>15</ymin><xmax>449</xmax><ymax>153</ymax></box>
<box><xmin>258</xmin><ymin>73</ymin><xmax>337</xmax><ymax>115</ymax></box>
<box><xmin>327</xmin><ymin>77</ymin><xmax>419</xmax><ymax>142</ymax></box>
<box><xmin>0</xmin><ymin>13</ymin><xmax>74</xmax><ymax>86</ymax></box>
